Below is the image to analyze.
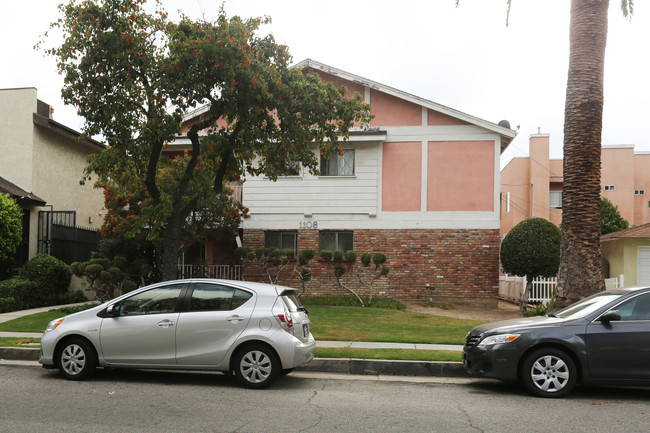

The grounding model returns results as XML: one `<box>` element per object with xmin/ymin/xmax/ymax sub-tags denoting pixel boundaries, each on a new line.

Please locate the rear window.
<box><xmin>281</xmin><ymin>293</ymin><xmax>303</xmax><ymax>312</ymax></box>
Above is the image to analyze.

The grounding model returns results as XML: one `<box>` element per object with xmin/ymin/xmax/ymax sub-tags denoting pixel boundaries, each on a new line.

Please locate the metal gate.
<box><xmin>38</xmin><ymin>211</ymin><xmax>99</xmax><ymax>264</ymax></box>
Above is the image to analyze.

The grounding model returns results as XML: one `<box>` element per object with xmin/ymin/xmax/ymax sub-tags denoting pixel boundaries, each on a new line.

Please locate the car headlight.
<box><xmin>45</xmin><ymin>318</ymin><xmax>65</xmax><ymax>332</ymax></box>
<box><xmin>478</xmin><ymin>333</ymin><xmax>520</xmax><ymax>347</ymax></box>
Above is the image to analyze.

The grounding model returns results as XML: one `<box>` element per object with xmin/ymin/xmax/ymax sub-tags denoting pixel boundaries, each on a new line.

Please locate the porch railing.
<box><xmin>177</xmin><ymin>264</ymin><xmax>242</xmax><ymax>280</ymax></box>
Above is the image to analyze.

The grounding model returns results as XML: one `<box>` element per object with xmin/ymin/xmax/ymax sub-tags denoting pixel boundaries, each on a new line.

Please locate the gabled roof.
<box><xmin>182</xmin><ymin>60</ymin><xmax>517</xmax><ymax>152</ymax></box>
<box><xmin>295</xmin><ymin>59</ymin><xmax>517</xmax><ymax>152</ymax></box>
<box><xmin>601</xmin><ymin>223</ymin><xmax>650</xmax><ymax>241</ymax></box>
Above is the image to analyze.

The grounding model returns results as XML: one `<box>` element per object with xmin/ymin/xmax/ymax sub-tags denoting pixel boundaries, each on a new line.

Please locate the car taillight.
<box><xmin>277</xmin><ymin>313</ymin><xmax>293</xmax><ymax>328</ymax></box>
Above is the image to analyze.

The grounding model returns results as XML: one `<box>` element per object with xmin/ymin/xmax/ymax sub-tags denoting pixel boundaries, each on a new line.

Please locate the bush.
<box><xmin>500</xmin><ymin>217</ymin><xmax>561</xmax><ymax>279</ymax></box>
<box><xmin>0</xmin><ymin>278</ymin><xmax>48</xmax><ymax>310</ymax></box>
<box><xmin>19</xmin><ymin>254</ymin><xmax>72</xmax><ymax>297</ymax></box>
<box><xmin>0</xmin><ymin>296</ymin><xmax>16</xmax><ymax>313</ymax></box>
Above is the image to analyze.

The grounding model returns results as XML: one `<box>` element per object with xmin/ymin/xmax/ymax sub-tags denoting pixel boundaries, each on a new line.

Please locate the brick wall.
<box><xmin>241</xmin><ymin>228</ymin><xmax>501</xmax><ymax>308</ymax></box>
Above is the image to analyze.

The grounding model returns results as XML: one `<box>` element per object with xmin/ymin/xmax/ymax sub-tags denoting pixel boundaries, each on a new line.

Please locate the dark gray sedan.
<box><xmin>463</xmin><ymin>287</ymin><xmax>650</xmax><ymax>397</ymax></box>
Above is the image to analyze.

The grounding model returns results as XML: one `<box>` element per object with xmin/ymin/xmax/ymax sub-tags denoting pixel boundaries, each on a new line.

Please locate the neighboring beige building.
<box><xmin>501</xmin><ymin>133</ymin><xmax>650</xmax><ymax>236</ymax></box>
<box><xmin>0</xmin><ymin>88</ymin><xmax>104</xmax><ymax>268</ymax></box>
<box><xmin>601</xmin><ymin>223</ymin><xmax>650</xmax><ymax>286</ymax></box>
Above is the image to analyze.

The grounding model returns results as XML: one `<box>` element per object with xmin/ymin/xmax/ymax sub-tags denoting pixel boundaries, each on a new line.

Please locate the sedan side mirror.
<box><xmin>599</xmin><ymin>310</ymin><xmax>621</xmax><ymax>324</ymax></box>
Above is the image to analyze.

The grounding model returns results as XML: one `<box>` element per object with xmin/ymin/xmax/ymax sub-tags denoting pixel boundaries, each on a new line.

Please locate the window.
<box><xmin>604</xmin><ymin>185</ymin><xmax>615</xmax><ymax>191</ymax></box>
<box><xmin>264</xmin><ymin>231</ymin><xmax>297</xmax><ymax>253</ymax></box>
<box><xmin>635</xmin><ymin>189</ymin><xmax>645</xmax><ymax>196</ymax></box>
<box><xmin>549</xmin><ymin>190</ymin><xmax>562</xmax><ymax>208</ymax></box>
<box><xmin>611</xmin><ymin>293</ymin><xmax>650</xmax><ymax>321</ymax></box>
<box><xmin>319</xmin><ymin>231</ymin><xmax>354</xmax><ymax>253</ymax></box>
<box><xmin>189</xmin><ymin>283</ymin><xmax>253</xmax><ymax>311</ymax></box>
<box><xmin>117</xmin><ymin>284</ymin><xmax>184</xmax><ymax>316</ymax></box>
<box><xmin>320</xmin><ymin>150</ymin><xmax>355</xmax><ymax>176</ymax></box>
<box><xmin>268</xmin><ymin>161</ymin><xmax>301</xmax><ymax>177</ymax></box>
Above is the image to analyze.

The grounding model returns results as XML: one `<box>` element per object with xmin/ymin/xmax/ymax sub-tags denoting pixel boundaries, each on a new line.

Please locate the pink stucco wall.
<box><xmin>428</xmin><ymin>141</ymin><xmax>494</xmax><ymax>211</ymax></box>
<box><xmin>371</xmin><ymin>90</ymin><xmax>422</xmax><ymax>126</ymax></box>
<box><xmin>428</xmin><ymin>109</ymin><xmax>469</xmax><ymax>126</ymax></box>
<box><xmin>382</xmin><ymin>142</ymin><xmax>422</xmax><ymax>211</ymax></box>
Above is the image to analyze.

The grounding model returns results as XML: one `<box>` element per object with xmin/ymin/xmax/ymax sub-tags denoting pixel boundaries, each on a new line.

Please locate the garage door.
<box><xmin>638</xmin><ymin>247</ymin><xmax>650</xmax><ymax>285</ymax></box>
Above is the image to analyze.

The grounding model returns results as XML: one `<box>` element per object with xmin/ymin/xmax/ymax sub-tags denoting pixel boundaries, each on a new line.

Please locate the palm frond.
<box><xmin>621</xmin><ymin>0</ymin><xmax>634</xmax><ymax>20</ymax></box>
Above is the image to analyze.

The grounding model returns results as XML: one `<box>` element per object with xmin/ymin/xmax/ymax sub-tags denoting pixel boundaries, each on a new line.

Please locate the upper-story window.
<box><xmin>320</xmin><ymin>150</ymin><xmax>355</xmax><ymax>176</ymax></box>
<box><xmin>635</xmin><ymin>189</ymin><xmax>645</xmax><ymax>196</ymax></box>
<box><xmin>604</xmin><ymin>185</ymin><xmax>615</xmax><ymax>191</ymax></box>
<box><xmin>549</xmin><ymin>190</ymin><xmax>562</xmax><ymax>209</ymax></box>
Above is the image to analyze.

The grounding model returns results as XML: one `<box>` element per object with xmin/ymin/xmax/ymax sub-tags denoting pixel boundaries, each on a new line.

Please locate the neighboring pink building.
<box><xmin>501</xmin><ymin>133</ymin><xmax>650</xmax><ymax>236</ymax></box>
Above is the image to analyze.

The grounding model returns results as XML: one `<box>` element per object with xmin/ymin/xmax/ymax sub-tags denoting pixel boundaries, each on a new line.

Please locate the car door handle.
<box><xmin>157</xmin><ymin>319</ymin><xmax>175</xmax><ymax>328</ymax></box>
<box><xmin>227</xmin><ymin>315</ymin><xmax>244</xmax><ymax>323</ymax></box>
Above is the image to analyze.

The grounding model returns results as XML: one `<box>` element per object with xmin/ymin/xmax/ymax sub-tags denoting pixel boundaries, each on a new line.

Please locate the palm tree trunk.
<box><xmin>554</xmin><ymin>0</ymin><xmax>609</xmax><ymax>309</ymax></box>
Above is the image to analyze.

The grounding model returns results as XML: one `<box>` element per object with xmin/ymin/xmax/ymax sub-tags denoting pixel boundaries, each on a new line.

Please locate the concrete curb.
<box><xmin>0</xmin><ymin>347</ymin><xmax>39</xmax><ymax>361</ymax></box>
<box><xmin>297</xmin><ymin>358</ymin><xmax>470</xmax><ymax>377</ymax></box>
<box><xmin>0</xmin><ymin>348</ymin><xmax>468</xmax><ymax>377</ymax></box>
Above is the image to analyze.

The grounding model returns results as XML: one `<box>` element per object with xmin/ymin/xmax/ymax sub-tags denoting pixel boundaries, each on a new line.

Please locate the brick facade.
<box><xmin>242</xmin><ymin>228</ymin><xmax>501</xmax><ymax>308</ymax></box>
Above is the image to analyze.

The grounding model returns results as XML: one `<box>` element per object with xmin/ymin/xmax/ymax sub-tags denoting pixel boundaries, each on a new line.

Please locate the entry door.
<box><xmin>638</xmin><ymin>247</ymin><xmax>650</xmax><ymax>285</ymax></box>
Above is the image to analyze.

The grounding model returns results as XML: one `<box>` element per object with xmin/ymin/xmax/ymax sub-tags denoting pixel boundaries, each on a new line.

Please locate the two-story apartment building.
<box><xmin>501</xmin><ymin>132</ymin><xmax>650</xmax><ymax>236</ymax></box>
<box><xmin>234</xmin><ymin>60</ymin><xmax>516</xmax><ymax>306</ymax></box>
<box><xmin>0</xmin><ymin>88</ymin><xmax>104</xmax><ymax>268</ymax></box>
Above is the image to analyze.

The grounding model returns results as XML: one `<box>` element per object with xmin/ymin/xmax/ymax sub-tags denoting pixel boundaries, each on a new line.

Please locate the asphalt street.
<box><xmin>1</xmin><ymin>363</ymin><xmax>649</xmax><ymax>433</ymax></box>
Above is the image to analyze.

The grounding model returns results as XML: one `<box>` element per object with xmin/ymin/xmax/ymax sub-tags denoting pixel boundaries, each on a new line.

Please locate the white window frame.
<box><xmin>549</xmin><ymin>190</ymin><xmax>562</xmax><ymax>209</ymax></box>
<box><xmin>604</xmin><ymin>185</ymin><xmax>615</xmax><ymax>191</ymax></box>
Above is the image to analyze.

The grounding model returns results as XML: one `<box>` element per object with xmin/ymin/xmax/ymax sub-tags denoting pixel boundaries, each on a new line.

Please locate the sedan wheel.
<box><xmin>57</xmin><ymin>338</ymin><xmax>97</xmax><ymax>381</ymax></box>
<box><xmin>233</xmin><ymin>345</ymin><xmax>279</xmax><ymax>389</ymax></box>
<box><xmin>521</xmin><ymin>348</ymin><xmax>576</xmax><ymax>398</ymax></box>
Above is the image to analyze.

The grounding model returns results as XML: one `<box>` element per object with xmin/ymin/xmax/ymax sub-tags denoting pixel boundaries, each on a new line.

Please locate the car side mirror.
<box><xmin>599</xmin><ymin>310</ymin><xmax>621</xmax><ymax>324</ymax></box>
<box><xmin>106</xmin><ymin>304</ymin><xmax>120</xmax><ymax>317</ymax></box>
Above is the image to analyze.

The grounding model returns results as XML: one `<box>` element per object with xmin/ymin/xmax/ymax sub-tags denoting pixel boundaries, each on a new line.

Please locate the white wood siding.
<box><xmin>242</xmin><ymin>142</ymin><xmax>379</xmax><ymax>215</ymax></box>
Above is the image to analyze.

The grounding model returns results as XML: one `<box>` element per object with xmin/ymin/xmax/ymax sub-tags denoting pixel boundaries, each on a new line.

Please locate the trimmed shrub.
<box><xmin>501</xmin><ymin>217</ymin><xmax>561</xmax><ymax>279</ymax></box>
<box><xmin>19</xmin><ymin>254</ymin><xmax>72</xmax><ymax>297</ymax></box>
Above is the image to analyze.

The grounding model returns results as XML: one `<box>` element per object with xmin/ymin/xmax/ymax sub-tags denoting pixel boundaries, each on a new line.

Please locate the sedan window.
<box><xmin>614</xmin><ymin>293</ymin><xmax>650</xmax><ymax>321</ymax></box>
<box><xmin>554</xmin><ymin>292</ymin><xmax>623</xmax><ymax>319</ymax></box>
<box><xmin>190</xmin><ymin>283</ymin><xmax>252</xmax><ymax>311</ymax></box>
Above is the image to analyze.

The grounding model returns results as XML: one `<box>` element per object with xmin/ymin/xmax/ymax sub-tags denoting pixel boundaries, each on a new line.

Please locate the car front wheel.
<box><xmin>57</xmin><ymin>338</ymin><xmax>97</xmax><ymax>381</ymax></box>
<box><xmin>521</xmin><ymin>347</ymin><xmax>576</xmax><ymax>398</ymax></box>
<box><xmin>233</xmin><ymin>344</ymin><xmax>279</xmax><ymax>389</ymax></box>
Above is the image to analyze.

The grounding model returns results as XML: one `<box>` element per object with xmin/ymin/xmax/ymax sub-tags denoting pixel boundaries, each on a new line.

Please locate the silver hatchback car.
<box><xmin>39</xmin><ymin>279</ymin><xmax>316</xmax><ymax>389</ymax></box>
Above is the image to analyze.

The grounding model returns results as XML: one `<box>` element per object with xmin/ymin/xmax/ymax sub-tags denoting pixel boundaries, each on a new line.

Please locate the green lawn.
<box><xmin>0</xmin><ymin>337</ymin><xmax>40</xmax><ymax>348</ymax></box>
<box><xmin>307</xmin><ymin>305</ymin><xmax>481</xmax><ymax>345</ymax></box>
<box><xmin>0</xmin><ymin>311</ymin><xmax>64</xmax><ymax>333</ymax></box>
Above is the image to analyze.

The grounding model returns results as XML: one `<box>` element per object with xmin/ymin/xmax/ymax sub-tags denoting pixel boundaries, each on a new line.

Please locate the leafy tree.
<box><xmin>42</xmin><ymin>0</ymin><xmax>371</xmax><ymax>281</ymax></box>
<box><xmin>601</xmin><ymin>197</ymin><xmax>629</xmax><ymax>234</ymax></box>
<box><xmin>0</xmin><ymin>194</ymin><xmax>22</xmax><ymax>271</ymax></box>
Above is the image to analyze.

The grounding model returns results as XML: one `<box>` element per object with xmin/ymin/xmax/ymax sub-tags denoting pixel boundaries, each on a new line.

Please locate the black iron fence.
<box><xmin>39</xmin><ymin>211</ymin><xmax>99</xmax><ymax>264</ymax></box>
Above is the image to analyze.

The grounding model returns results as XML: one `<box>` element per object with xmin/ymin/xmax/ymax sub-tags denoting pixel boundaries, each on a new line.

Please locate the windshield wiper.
<box><xmin>546</xmin><ymin>313</ymin><xmax>557</xmax><ymax>318</ymax></box>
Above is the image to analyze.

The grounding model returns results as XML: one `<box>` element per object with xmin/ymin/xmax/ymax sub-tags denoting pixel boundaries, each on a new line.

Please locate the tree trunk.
<box><xmin>160</xmin><ymin>210</ymin><xmax>185</xmax><ymax>281</ymax></box>
<box><xmin>554</xmin><ymin>0</ymin><xmax>609</xmax><ymax>310</ymax></box>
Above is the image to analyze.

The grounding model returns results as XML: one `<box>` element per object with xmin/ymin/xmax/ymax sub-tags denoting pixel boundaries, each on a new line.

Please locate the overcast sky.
<box><xmin>3</xmin><ymin>0</ymin><xmax>649</xmax><ymax>168</ymax></box>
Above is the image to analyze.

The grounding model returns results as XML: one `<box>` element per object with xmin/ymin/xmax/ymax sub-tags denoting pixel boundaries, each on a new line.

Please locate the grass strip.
<box><xmin>0</xmin><ymin>337</ymin><xmax>41</xmax><ymax>348</ymax></box>
<box><xmin>315</xmin><ymin>348</ymin><xmax>462</xmax><ymax>362</ymax></box>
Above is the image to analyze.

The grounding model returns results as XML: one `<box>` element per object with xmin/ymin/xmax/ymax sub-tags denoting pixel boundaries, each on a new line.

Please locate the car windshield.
<box><xmin>553</xmin><ymin>292</ymin><xmax>624</xmax><ymax>319</ymax></box>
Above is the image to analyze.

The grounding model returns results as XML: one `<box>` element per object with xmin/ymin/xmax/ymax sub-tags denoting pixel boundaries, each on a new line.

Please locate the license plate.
<box><xmin>303</xmin><ymin>324</ymin><xmax>309</xmax><ymax>338</ymax></box>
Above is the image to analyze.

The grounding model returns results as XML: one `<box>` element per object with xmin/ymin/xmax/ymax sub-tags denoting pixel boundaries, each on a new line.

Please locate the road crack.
<box><xmin>457</xmin><ymin>402</ymin><xmax>484</xmax><ymax>433</ymax></box>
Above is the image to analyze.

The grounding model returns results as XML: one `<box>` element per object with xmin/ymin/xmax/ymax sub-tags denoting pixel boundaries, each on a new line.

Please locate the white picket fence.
<box><xmin>499</xmin><ymin>274</ymin><xmax>623</xmax><ymax>304</ymax></box>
